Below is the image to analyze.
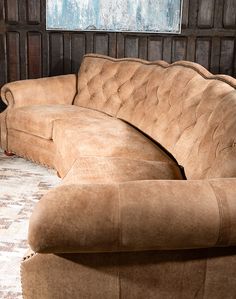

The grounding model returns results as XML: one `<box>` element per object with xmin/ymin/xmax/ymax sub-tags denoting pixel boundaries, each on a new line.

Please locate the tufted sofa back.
<box><xmin>74</xmin><ymin>54</ymin><xmax>236</xmax><ymax>180</ymax></box>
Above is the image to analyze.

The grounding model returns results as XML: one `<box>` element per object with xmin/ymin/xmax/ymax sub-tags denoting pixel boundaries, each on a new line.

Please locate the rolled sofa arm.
<box><xmin>28</xmin><ymin>178</ymin><xmax>236</xmax><ymax>253</ymax></box>
<box><xmin>1</xmin><ymin>74</ymin><xmax>77</xmax><ymax>108</ymax></box>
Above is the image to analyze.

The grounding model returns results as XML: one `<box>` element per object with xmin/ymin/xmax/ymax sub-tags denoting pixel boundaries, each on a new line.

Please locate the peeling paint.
<box><xmin>46</xmin><ymin>0</ymin><xmax>182</xmax><ymax>33</ymax></box>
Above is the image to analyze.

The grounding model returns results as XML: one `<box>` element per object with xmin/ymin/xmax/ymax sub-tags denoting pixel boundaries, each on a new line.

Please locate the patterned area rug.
<box><xmin>0</xmin><ymin>150</ymin><xmax>60</xmax><ymax>299</ymax></box>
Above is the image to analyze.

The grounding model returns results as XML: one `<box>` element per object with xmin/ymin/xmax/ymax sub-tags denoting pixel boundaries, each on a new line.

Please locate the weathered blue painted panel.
<box><xmin>46</xmin><ymin>0</ymin><xmax>182</xmax><ymax>33</ymax></box>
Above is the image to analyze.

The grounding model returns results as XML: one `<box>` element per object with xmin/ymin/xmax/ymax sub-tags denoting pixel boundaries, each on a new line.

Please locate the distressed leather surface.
<box><xmin>0</xmin><ymin>74</ymin><xmax>77</xmax><ymax>149</ymax></box>
<box><xmin>1</xmin><ymin>54</ymin><xmax>236</xmax><ymax>298</ymax></box>
<box><xmin>52</xmin><ymin>114</ymin><xmax>176</xmax><ymax>178</ymax></box>
<box><xmin>28</xmin><ymin>178</ymin><xmax>236</xmax><ymax>253</ymax></box>
<box><xmin>0</xmin><ymin>109</ymin><xmax>7</xmax><ymax>149</ymax></box>
<box><xmin>7</xmin><ymin>129</ymin><xmax>56</xmax><ymax>168</ymax></box>
<box><xmin>75</xmin><ymin>54</ymin><xmax>236</xmax><ymax>179</ymax></box>
<box><xmin>21</xmin><ymin>247</ymin><xmax>236</xmax><ymax>299</ymax></box>
<box><xmin>7</xmin><ymin>105</ymin><xmax>84</xmax><ymax>140</ymax></box>
<box><xmin>62</xmin><ymin>156</ymin><xmax>183</xmax><ymax>185</ymax></box>
<box><xmin>6</xmin><ymin>104</ymin><xmax>112</xmax><ymax>140</ymax></box>
<box><xmin>1</xmin><ymin>74</ymin><xmax>76</xmax><ymax>108</ymax></box>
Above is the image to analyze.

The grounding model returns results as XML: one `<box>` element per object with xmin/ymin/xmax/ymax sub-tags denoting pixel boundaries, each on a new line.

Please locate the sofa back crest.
<box><xmin>74</xmin><ymin>54</ymin><xmax>236</xmax><ymax>180</ymax></box>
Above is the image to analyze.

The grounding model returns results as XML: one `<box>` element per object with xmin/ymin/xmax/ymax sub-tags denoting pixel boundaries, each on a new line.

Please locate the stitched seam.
<box><xmin>22</xmin><ymin>252</ymin><xmax>37</xmax><ymax>261</ymax></box>
<box><xmin>20</xmin><ymin>262</ymin><xmax>26</xmax><ymax>299</ymax></box>
<box><xmin>120</xmin><ymin>118</ymin><xmax>182</xmax><ymax>168</ymax></box>
<box><xmin>7</xmin><ymin>149</ymin><xmax>54</xmax><ymax>170</ymax></box>
<box><xmin>8</xmin><ymin>127</ymin><xmax>53</xmax><ymax>140</ymax></box>
<box><xmin>210</xmin><ymin>182</ymin><xmax>231</xmax><ymax>246</ymax></box>
<box><xmin>208</xmin><ymin>181</ymin><xmax>230</xmax><ymax>246</ymax></box>
<box><xmin>71</xmin><ymin>73</ymin><xmax>79</xmax><ymax>105</ymax></box>
<box><xmin>61</xmin><ymin>155</ymin><xmax>78</xmax><ymax>179</ymax></box>
<box><xmin>207</xmin><ymin>181</ymin><xmax>222</xmax><ymax>246</ymax></box>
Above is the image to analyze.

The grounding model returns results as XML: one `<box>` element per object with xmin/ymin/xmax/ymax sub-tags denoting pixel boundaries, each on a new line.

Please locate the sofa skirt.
<box><xmin>21</xmin><ymin>247</ymin><xmax>236</xmax><ymax>299</ymax></box>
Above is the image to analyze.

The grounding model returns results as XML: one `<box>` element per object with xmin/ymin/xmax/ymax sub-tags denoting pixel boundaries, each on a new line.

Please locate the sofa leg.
<box><xmin>57</xmin><ymin>171</ymin><xmax>61</xmax><ymax>178</ymax></box>
<box><xmin>4</xmin><ymin>150</ymin><xmax>15</xmax><ymax>157</ymax></box>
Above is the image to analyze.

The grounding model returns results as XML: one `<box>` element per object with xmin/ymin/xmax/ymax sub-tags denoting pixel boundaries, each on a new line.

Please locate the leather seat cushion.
<box><xmin>7</xmin><ymin>105</ymin><xmax>100</xmax><ymax>140</ymax></box>
<box><xmin>62</xmin><ymin>156</ymin><xmax>183</xmax><ymax>185</ymax></box>
<box><xmin>52</xmin><ymin>116</ymin><xmax>180</xmax><ymax>177</ymax></box>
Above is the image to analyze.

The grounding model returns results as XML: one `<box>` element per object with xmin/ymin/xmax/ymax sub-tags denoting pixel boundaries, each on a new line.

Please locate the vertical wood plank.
<box><xmin>40</xmin><ymin>0</ymin><xmax>49</xmax><ymax>77</ymax></box>
<box><xmin>196</xmin><ymin>38</ymin><xmax>211</xmax><ymax>69</ymax></box>
<box><xmin>182</xmin><ymin>0</ymin><xmax>190</xmax><ymax>29</ymax></box>
<box><xmin>27</xmin><ymin>0</ymin><xmax>41</xmax><ymax>23</ymax></box>
<box><xmin>210</xmin><ymin>37</ymin><xmax>221</xmax><ymax>74</ymax></box>
<box><xmin>117</xmin><ymin>33</ymin><xmax>125</xmax><ymax>58</ymax></box>
<box><xmin>19</xmin><ymin>30</ymin><xmax>27</xmax><ymax>80</ymax></box>
<box><xmin>198</xmin><ymin>0</ymin><xmax>215</xmax><ymax>28</ymax></box>
<box><xmin>223</xmin><ymin>0</ymin><xmax>236</xmax><ymax>28</ymax></box>
<box><xmin>49</xmin><ymin>33</ymin><xmax>64</xmax><ymax>76</ymax></box>
<box><xmin>6</xmin><ymin>0</ymin><xmax>19</xmax><ymax>23</ymax></box>
<box><xmin>139</xmin><ymin>36</ymin><xmax>148</xmax><ymax>60</ymax></box>
<box><xmin>0</xmin><ymin>34</ymin><xmax>7</xmax><ymax>86</ymax></box>
<box><xmin>148</xmin><ymin>37</ymin><xmax>163</xmax><ymax>61</ymax></box>
<box><xmin>108</xmin><ymin>33</ymin><xmax>117</xmax><ymax>58</ymax></box>
<box><xmin>42</xmin><ymin>32</ymin><xmax>49</xmax><ymax>77</ymax></box>
<box><xmin>27</xmin><ymin>32</ymin><xmax>42</xmax><ymax>78</ymax></box>
<box><xmin>0</xmin><ymin>0</ymin><xmax>5</xmax><ymax>21</ymax></box>
<box><xmin>71</xmin><ymin>33</ymin><xmax>86</xmax><ymax>73</ymax></box>
<box><xmin>18</xmin><ymin>0</ymin><xmax>26</xmax><ymax>23</ymax></box>
<box><xmin>172</xmin><ymin>38</ymin><xmax>187</xmax><ymax>62</ymax></box>
<box><xmin>125</xmin><ymin>36</ymin><xmax>139</xmax><ymax>58</ymax></box>
<box><xmin>214</xmin><ymin>0</ymin><xmax>224</xmax><ymax>28</ymax></box>
<box><xmin>163</xmin><ymin>37</ymin><xmax>172</xmax><ymax>63</ymax></box>
<box><xmin>7</xmin><ymin>31</ymin><xmax>20</xmax><ymax>81</ymax></box>
<box><xmin>188</xmin><ymin>0</ymin><xmax>198</xmax><ymax>28</ymax></box>
<box><xmin>186</xmin><ymin>36</ymin><xmax>196</xmax><ymax>61</ymax></box>
<box><xmin>94</xmin><ymin>34</ymin><xmax>109</xmax><ymax>55</ymax></box>
<box><xmin>85</xmin><ymin>32</ymin><xmax>94</xmax><ymax>53</ymax></box>
<box><xmin>63</xmin><ymin>32</ymin><xmax>71</xmax><ymax>74</ymax></box>
<box><xmin>220</xmin><ymin>38</ymin><xmax>235</xmax><ymax>75</ymax></box>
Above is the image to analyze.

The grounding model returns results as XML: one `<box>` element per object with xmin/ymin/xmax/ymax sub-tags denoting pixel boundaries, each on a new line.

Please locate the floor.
<box><xmin>0</xmin><ymin>150</ymin><xmax>60</xmax><ymax>299</ymax></box>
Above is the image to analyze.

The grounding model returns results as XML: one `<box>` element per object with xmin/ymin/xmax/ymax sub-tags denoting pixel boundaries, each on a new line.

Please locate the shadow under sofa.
<box><xmin>0</xmin><ymin>54</ymin><xmax>236</xmax><ymax>298</ymax></box>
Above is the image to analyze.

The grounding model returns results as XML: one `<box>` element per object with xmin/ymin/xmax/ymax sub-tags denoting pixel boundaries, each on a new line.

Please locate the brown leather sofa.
<box><xmin>1</xmin><ymin>54</ymin><xmax>236</xmax><ymax>298</ymax></box>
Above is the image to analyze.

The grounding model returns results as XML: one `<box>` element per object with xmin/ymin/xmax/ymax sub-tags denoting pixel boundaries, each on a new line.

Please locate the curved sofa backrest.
<box><xmin>74</xmin><ymin>54</ymin><xmax>236</xmax><ymax>180</ymax></box>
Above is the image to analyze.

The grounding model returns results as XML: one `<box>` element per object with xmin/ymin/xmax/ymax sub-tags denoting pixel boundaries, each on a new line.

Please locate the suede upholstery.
<box><xmin>1</xmin><ymin>54</ymin><xmax>236</xmax><ymax>298</ymax></box>
<box><xmin>21</xmin><ymin>248</ymin><xmax>236</xmax><ymax>299</ymax></box>
<box><xmin>52</xmin><ymin>114</ymin><xmax>175</xmax><ymax>177</ymax></box>
<box><xmin>75</xmin><ymin>55</ymin><xmax>236</xmax><ymax>180</ymax></box>
<box><xmin>28</xmin><ymin>179</ymin><xmax>236</xmax><ymax>254</ymax></box>
<box><xmin>1</xmin><ymin>74</ymin><xmax>77</xmax><ymax>107</ymax></box>
<box><xmin>62</xmin><ymin>157</ymin><xmax>183</xmax><ymax>185</ymax></box>
<box><xmin>7</xmin><ymin>104</ymin><xmax>84</xmax><ymax>140</ymax></box>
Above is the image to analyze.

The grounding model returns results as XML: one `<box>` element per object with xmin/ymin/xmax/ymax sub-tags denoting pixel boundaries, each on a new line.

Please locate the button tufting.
<box><xmin>76</xmin><ymin>56</ymin><xmax>236</xmax><ymax>181</ymax></box>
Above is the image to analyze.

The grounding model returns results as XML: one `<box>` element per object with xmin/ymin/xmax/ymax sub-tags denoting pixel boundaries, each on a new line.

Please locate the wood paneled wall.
<box><xmin>0</xmin><ymin>0</ymin><xmax>235</xmax><ymax>97</ymax></box>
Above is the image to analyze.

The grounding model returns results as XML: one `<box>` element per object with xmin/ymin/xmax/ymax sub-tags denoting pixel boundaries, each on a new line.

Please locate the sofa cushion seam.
<box><xmin>208</xmin><ymin>181</ymin><xmax>231</xmax><ymax>246</ymax></box>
